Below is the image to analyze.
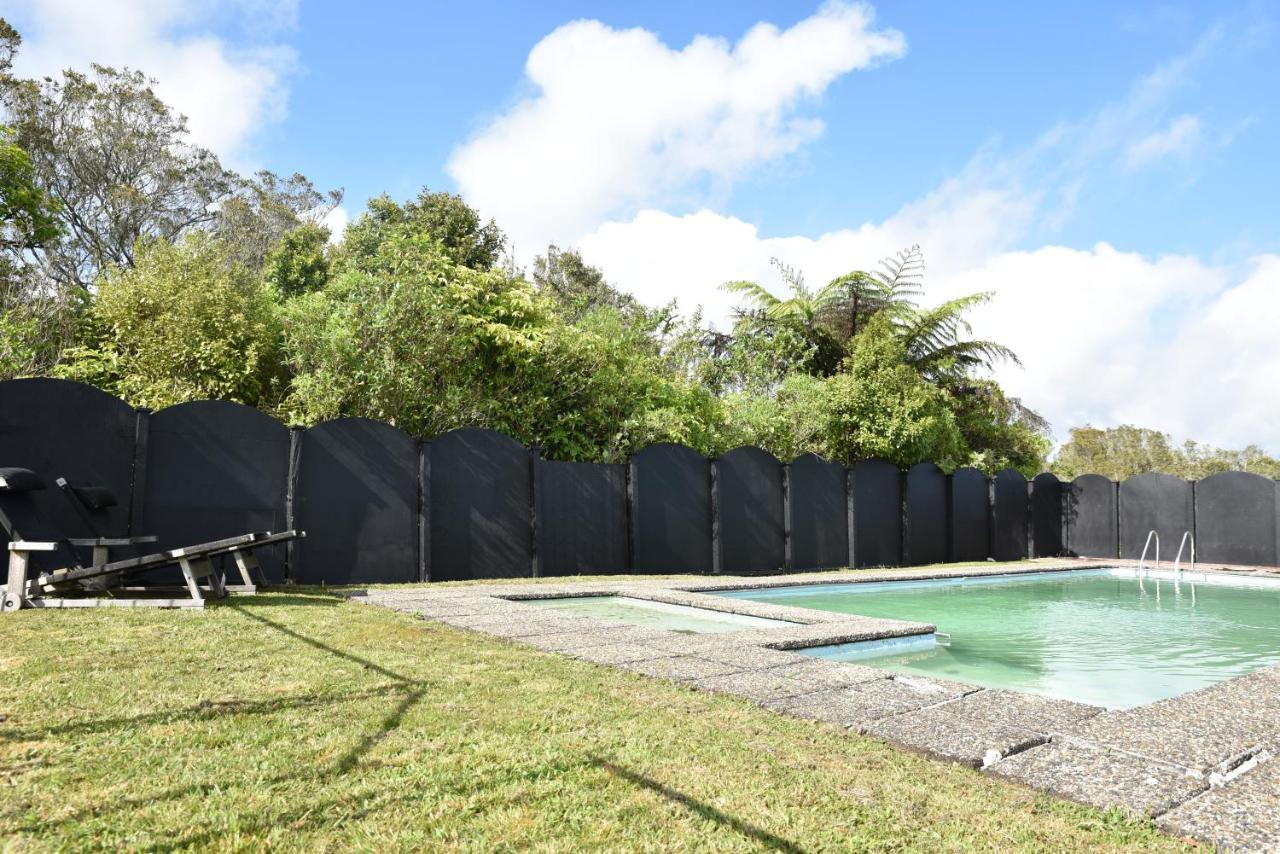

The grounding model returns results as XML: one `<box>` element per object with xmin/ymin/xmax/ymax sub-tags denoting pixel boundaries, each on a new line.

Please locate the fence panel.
<box><xmin>142</xmin><ymin>400</ymin><xmax>289</xmax><ymax>580</ymax></box>
<box><xmin>429</xmin><ymin>428</ymin><xmax>531</xmax><ymax>582</ymax></box>
<box><xmin>1119</xmin><ymin>472</ymin><xmax>1192</xmax><ymax>560</ymax></box>
<box><xmin>1067</xmin><ymin>474</ymin><xmax>1117</xmax><ymax>557</ymax></box>
<box><xmin>716</xmin><ymin>446</ymin><xmax>785</xmax><ymax>574</ymax></box>
<box><xmin>1195</xmin><ymin>471</ymin><xmax>1279</xmax><ymax>567</ymax></box>
<box><xmin>904</xmin><ymin>462</ymin><xmax>946</xmax><ymax>566</ymax></box>
<box><xmin>1031</xmin><ymin>472</ymin><xmax>1064</xmax><ymax>557</ymax></box>
<box><xmin>992</xmin><ymin>468</ymin><xmax>1028</xmax><ymax>561</ymax></box>
<box><xmin>294</xmin><ymin>418</ymin><xmax>419</xmax><ymax>584</ymax></box>
<box><xmin>630</xmin><ymin>443</ymin><xmax>711</xmax><ymax>574</ymax></box>
<box><xmin>851</xmin><ymin>458</ymin><xmax>901</xmax><ymax>568</ymax></box>
<box><xmin>538</xmin><ymin>459</ymin><xmax>628</xmax><ymax>576</ymax></box>
<box><xmin>787</xmin><ymin>453</ymin><xmax>848</xmax><ymax>570</ymax></box>
<box><xmin>0</xmin><ymin>378</ymin><xmax>137</xmax><ymax>569</ymax></box>
<box><xmin>950</xmin><ymin>468</ymin><xmax>989</xmax><ymax>562</ymax></box>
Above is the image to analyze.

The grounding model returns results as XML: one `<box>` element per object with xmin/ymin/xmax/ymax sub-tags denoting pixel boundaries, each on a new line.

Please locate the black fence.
<box><xmin>2</xmin><ymin>378</ymin><xmax>1278</xmax><ymax>584</ymax></box>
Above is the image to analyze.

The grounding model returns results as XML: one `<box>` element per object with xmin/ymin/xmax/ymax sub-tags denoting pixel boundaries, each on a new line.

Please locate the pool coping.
<box><xmin>351</xmin><ymin>560</ymin><xmax>1280</xmax><ymax>851</ymax></box>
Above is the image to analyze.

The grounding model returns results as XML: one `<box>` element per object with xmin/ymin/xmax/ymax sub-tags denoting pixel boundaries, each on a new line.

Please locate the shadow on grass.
<box><xmin>589</xmin><ymin>755</ymin><xmax>805</xmax><ymax>854</ymax></box>
<box><xmin>14</xmin><ymin>606</ymin><xmax>432</xmax><ymax>836</ymax></box>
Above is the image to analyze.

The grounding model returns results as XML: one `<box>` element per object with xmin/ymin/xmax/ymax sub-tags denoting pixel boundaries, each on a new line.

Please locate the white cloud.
<box><xmin>569</xmin><ymin>23</ymin><xmax>1280</xmax><ymax>451</ymax></box>
<box><xmin>447</xmin><ymin>2</ymin><xmax>905</xmax><ymax>252</ymax></box>
<box><xmin>320</xmin><ymin>205</ymin><xmax>350</xmax><ymax>244</ymax></box>
<box><xmin>5</xmin><ymin>0</ymin><xmax>298</xmax><ymax>166</ymax></box>
<box><xmin>1125</xmin><ymin>114</ymin><xmax>1201</xmax><ymax>168</ymax></box>
<box><xmin>584</xmin><ymin>206</ymin><xmax>1280</xmax><ymax>451</ymax></box>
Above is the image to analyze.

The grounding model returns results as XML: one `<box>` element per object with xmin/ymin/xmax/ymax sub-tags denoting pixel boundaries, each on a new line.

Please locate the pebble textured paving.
<box><xmin>353</xmin><ymin>561</ymin><xmax>1280</xmax><ymax>851</ymax></box>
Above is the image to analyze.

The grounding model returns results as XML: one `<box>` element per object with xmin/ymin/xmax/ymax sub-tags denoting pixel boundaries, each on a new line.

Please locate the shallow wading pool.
<box><xmin>528</xmin><ymin>595</ymin><xmax>796</xmax><ymax>634</ymax></box>
<box><xmin>718</xmin><ymin>568</ymin><xmax>1280</xmax><ymax>709</ymax></box>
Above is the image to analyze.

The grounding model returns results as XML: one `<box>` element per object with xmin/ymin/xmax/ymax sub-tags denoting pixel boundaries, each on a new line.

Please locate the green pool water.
<box><xmin>720</xmin><ymin>569</ymin><xmax>1280</xmax><ymax>708</ymax></box>
<box><xmin>529</xmin><ymin>595</ymin><xmax>795</xmax><ymax>634</ymax></box>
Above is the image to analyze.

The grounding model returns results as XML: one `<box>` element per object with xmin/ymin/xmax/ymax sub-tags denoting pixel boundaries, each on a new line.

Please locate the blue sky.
<box><xmin>6</xmin><ymin>1</ymin><xmax>1280</xmax><ymax>451</ymax></box>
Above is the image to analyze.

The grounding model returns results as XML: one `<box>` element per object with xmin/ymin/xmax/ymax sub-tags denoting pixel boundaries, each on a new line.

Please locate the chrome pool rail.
<box><xmin>1173</xmin><ymin>531</ymin><xmax>1197</xmax><ymax>577</ymax></box>
<box><xmin>1138</xmin><ymin>530</ymin><xmax>1160</xmax><ymax>576</ymax></box>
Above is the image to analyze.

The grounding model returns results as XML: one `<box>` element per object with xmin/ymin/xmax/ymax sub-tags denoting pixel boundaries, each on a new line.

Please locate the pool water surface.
<box><xmin>719</xmin><ymin>569</ymin><xmax>1280</xmax><ymax>708</ymax></box>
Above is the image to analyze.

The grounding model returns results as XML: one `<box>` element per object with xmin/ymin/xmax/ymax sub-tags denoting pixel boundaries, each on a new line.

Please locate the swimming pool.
<box><xmin>527</xmin><ymin>595</ymin><xmax>796</xmax><ymax>634</ymax></box>
<box><xmin>718</xmin><ymin>568</ymin><xmax>1280</xmax><ymax>708</ymax></box>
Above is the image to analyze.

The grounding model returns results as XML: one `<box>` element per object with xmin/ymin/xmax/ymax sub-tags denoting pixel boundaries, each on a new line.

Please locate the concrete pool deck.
<box><xmin>351</xmin><ymin>560</ymin><xmax>1280</xmax><ymax>851</ymax></box>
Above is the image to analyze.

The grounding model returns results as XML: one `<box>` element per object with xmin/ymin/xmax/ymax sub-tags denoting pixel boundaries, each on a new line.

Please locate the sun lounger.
<box><xmin>0</xmin><ymin>467</ymin><xmax>303</xmax><ymax>611</ymax></box>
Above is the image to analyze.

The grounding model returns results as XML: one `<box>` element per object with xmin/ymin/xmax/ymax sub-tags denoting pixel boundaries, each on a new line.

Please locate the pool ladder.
<box><xmin>1173</xmin><ymin>531</ymin><xmax>1196</xmax><ymax>576</ymax></box>
<box><xmin>1137</xmin><ymin>530</ymin><xmax>1159</xmax><ymax>575</ymax></box>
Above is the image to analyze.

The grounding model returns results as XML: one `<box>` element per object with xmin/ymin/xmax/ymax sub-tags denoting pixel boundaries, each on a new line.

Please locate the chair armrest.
<box><xmin>9</xmin><ymin>541</ymin><xmax>58</xmax><ymax>551</ymax></box>
<box><xmin>67</xmin><ymin>536</ymin><xmax>160</xmax><ymax>547</ymax></box>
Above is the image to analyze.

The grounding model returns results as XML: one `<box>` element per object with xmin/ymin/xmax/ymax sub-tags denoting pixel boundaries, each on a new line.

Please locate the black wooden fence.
<box><xmin>2</xmin><ymin>378</ymin><xmax>1277</xmax><ymax>584</ymax></box>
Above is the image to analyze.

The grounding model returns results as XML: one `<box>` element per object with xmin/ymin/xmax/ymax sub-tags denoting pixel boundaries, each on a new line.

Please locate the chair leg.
<box><xmin>177</xmin><ymin>557</ymin><xmax>205</xmax><ymax>603</ymax></box>
<box><xmin>204</xmin><ymin>558</ymin><xmax>228</xmax><ymax>599</ymax></box>
<box><xmin>231</xmin><ymin>549</ymin><xmax>262</xmax><ymax>587</ymax></box>
<box><xmin>3</xmin><ymin>550</ymin><xmax>29</xmax><ymax>612</ymax></box>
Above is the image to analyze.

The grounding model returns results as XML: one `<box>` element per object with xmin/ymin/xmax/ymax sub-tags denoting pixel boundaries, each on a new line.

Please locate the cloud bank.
<box><xmin>6</xmin><ymin>0</ymin><xmax>298</xmax><ymax>166</ymax></box>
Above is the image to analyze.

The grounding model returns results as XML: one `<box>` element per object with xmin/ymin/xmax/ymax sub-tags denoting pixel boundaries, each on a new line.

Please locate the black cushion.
<box><xmin>70</xmin><ymin>484</ymin><xmax>117</xmax><ymax>510</ymax></box>
<box><xmin>0</xmin><ymin>467</ymin><xmax>45</xmax><ymax>493</ymax></box>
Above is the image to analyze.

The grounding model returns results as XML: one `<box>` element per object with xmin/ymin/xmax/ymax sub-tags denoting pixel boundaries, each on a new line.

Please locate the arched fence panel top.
<box><xmin>715</xmin><ymin>445</ymin><xmax>784</xmax><ymax>575</ymax></box>
<box><xmin>1067</xmin><ymin>474</ymin><xmax>1118</xmax><ymax>558</ymax></box>
<box><xmin>1118</xmin><ymin>472</ymin><xmax>1193</xmax><ymax>559</ymax></box>
<box><xmin>994</xmin><ymin>468</ymin><xmax>1028</xmax><ymax>486</ymax></box>
<box><xmin>293</xmin><ymin>417</ymin><xmax>419</xmax><ymax>584</ymax></box>
<box><xmin>1194</xmin><ymin>470</ymin><xmax>1279</xmax><ymax>567</ymax></box>
<box><xmin>904</xmin><ymin>461</ymin><xmax>946</xmax><ymax>566</ymax></box>
<box><xmin>630</xmin><ymin>442</ymin><xmax>711</xmax><ymax>574</ymax></box>
<box><xmin>430</xmin><ymin>426</ymin><xmax>527</xmax><ymax>456</ymax></box>
<box><xmin>631</xmin><ymin>442</ymin><xmax>707</xmax><ymax>466</ymax></box>
<box><xmin>786</xmin><ymin>451</ymin><xmax>848</xmax><ymax>571</ymax></box>
<box><xmin>718</xmin><ymin>445</ymin><xmax>783</xmax><ymax>467</ymax></box>
<box><xmin>1031</xmin><ymin>472</ymin><xmax>1064</xmax><ymax>557</ymax></box>
<box><xmin>428</xmin><ymin>426</ymin><xmax>532</xmax><ymax>582</ymax></box>
<box><xmin>142</xmin><ymin>398</ymin><xmax>291</xmax><ymax>580</ymax></box>
<box><xmin>0</xmin><ymin>377</ymin><xmax>137</xmax><ymax>549</ymax></box>
<box><xmin>907</xmin><ymin>461</ymin><xmax>945</xmax><ymax>477</ymax></box>
<box><xmin>789</xmin><ymin>451</ymin><xmax>840</xmax><ymax>469</ymax></box>
<box><xmin>851</xmin><ymin>457</ymin><xmax>902</xmax><ymax>568</ymax></box>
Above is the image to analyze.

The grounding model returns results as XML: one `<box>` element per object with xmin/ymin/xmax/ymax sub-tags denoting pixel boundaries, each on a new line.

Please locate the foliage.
<box><xmin>1053</xmin><ymin>425</ymin><xmax>1280</xmax><ymax>481</ymax></box>
<box><xmin>54</xmin><ymin>234</ymin><xmax>285</xmax><ymax>409</ymax></box>
<box><xmin>283</xmin><ymin>214</ymin><xmax>710</xmax><ymax>460</ymax></box>
<box><xmin>0</xmin><ymin>124</ymin><xmax>59</xmax><ymax>257</ymax></box>
<box><xmin>0</xmin><ymin>15</ymin><xmax>1067</xmax><ymax>474</ymax></box>
<box><xmin>1</xmin><ymin>62</ymin><xmax>238</xmax><ymax>291</ymax></box>
<box><xmin>214</xmin><ymin>171</ymin><xmax>342</xmax><ymax>274</ymax></box>
<box><xmin>262</xmin><ymin>221</ymin><xmax>331</xmax><ymax>299</ymax></box>
<box><xmin>531</xmin><ymin>243</ymin><xmax>646</xmax><ymax>323</ymax></box>
<box><xmin>339</xmin><ymin>188</ymin><xmax>505</xmax><ymax>273</ymax></box>
<box><xmin>817</xmin><ymin>316</ymin><xmax>967</xmax><ymax>468</ymax></box>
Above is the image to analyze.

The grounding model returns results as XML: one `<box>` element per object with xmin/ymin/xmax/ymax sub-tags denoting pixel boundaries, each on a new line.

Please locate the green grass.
<box><xmin>0</xmin><ymin>590</ymin><xmax>1187</xmax><ymax>851</ymax></box>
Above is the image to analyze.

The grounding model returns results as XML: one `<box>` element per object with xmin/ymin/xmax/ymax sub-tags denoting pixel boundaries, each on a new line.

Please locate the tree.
<box><xmin>262</xmin><ymin>222</ymin><xmax>331</xmax><ymax>299</ymax></box>
<box><xmin>531</xmin><ymin>243</ymin><xmax>644</xmax><ymax>322</ymax></box>
<box><xmin>339</xmin><ymin>189</ymin><xmax>505</xmax><ymax>273</ymax></box>
<box><xmin>1</xmin><ymin>122</ymin><xmax>66</xmax><ymax>378</ymax></box>
<box><xmin>214</xmin><ymin>171</ymin><xmax>341</xmax><ymax>274</ymax></box>
<box><xmin>817</xmin><ymin>316</ymin><xmax>967</xmax><ymax>468</ymax></box>
<box><xmin>1053</xmin><ymin>425</ymin><xmax>1280</xmax><ymax>480</ymax></box>
<box><xmin>1</xmin><ymin>61</ymin><xmax>238</xmax><ymax>292</ymax></box>
<box><xmin>54</xmin><ymin>234</ymin><xmax>286</xmax><ymax>409</ymax></box>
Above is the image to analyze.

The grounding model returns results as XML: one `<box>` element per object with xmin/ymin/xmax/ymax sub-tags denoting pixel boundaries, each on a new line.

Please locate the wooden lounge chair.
<box><xmin>0</xmin><ymin>467</ymin><xmax>303</xmax><ymax>611</ymax></box>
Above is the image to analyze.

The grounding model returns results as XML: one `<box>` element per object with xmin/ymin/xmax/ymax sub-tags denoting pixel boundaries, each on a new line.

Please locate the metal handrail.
<box><xmin>1173</xmin><ymin>531</ymin><xmax>1195</xmax><ymax>576</ymax></box>
<box><xmin>1137</xmin><ymin>530</ymin><xmax>1159</xmax><ymax>576</ymax></box>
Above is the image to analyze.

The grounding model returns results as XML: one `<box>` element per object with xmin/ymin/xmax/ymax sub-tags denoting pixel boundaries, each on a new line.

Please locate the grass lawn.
<box><xmin>1</xmin><ymin>590</ymin><xmax>1189</xmax><ymax>851</ymax></box>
